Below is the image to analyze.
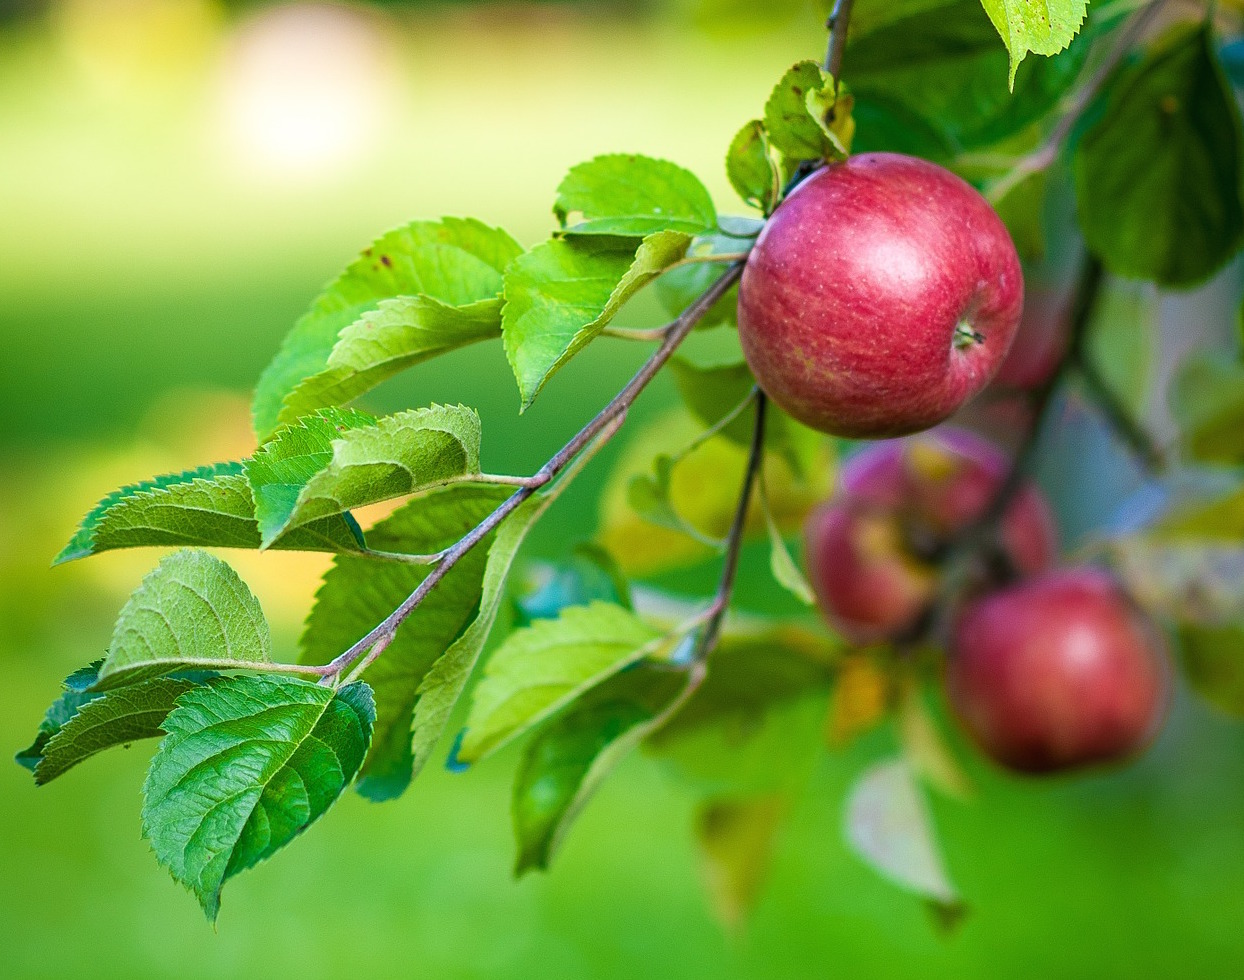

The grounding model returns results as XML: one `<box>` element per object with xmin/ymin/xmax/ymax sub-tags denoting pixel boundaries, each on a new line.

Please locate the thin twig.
<box><xmin>691</xmin><ymin>390</ymin><xmax>767</xmax><ymax>662</ymax></box>
<box><xmin>601</xmin><ymin>324</ymin><xmax>673</xmax><ymax>342</ymax></box>
<box><xmin>669</xmin><ymin>251</ymin><xmax>752</xmax><ymax>270</ymax></box>
<box><xmin>1073</xmin><ymin>345</ymin><xmax>1167</xmax><ymax>474</ymax></box>
<box><xmin>986</xmin><ymin>0</ymin><xmax>1169</xmax><ymax>204</ymax></box>
<box><xmin>825</xmin><ymin>0</ymin><xmax>857</xmax><ymax>78</ymax></box>
<box><xmin>315</xmin><ymin>262</ymin><xmax>745</xmax><ymax>682</ymax></box>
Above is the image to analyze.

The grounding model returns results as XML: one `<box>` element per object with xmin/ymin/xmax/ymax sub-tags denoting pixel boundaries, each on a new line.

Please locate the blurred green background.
<box><xmin>3</xmin><ymin>2</ymin><xmax>1244</xmax><ymax>977</ymax></box>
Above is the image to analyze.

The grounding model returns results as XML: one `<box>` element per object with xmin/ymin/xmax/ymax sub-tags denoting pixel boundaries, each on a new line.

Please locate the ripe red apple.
<box><xmin>947</xmin><ymin>567</ymin><xmax>1169</xmax><ymax>774</ymax></box>
<box><xmin>804</xmin><ymin>428</ymin><xmax>1055</xmax><ymax>642</ymax></box>
<box><xmin>738</xmin><ymin>153</ymin><xmax>1024</xmax><ymax>439</ymax></box>
<box><xmin>991</xmin><ymin>285</ymin><xmax>1072</xmax><ymax>390</ymax></box>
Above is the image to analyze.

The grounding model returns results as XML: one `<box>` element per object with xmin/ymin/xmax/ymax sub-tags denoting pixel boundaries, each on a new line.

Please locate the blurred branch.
<box><xmin>1072</xmin><ymin>340</ymin><xmax>1168</xmax><ymax>475</ymax></box>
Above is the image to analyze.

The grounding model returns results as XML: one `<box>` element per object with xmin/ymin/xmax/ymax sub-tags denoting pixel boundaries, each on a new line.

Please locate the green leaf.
<box><xmin>98</xmin><ymin>550</ymin><xmax>271</xmax><ymax>690</ymax></box>
<box><xmin>554</xmin><ymin>154</ymin><xmax>717</xmax><ymax>237</ymax></box>
<box><xmin>301</xmin><ymin>484</ymin><xmax>510</xmax><ymax>801</ymax></box>
<box><xmin>896</xmin><ymin>677</ymin><xmax>972</xmax><ymax>799</ymax></box>
<box><xmin>695</xmin><ymin>795</ymin><xmax>786</xmax><ymax>929</ymax></box>
<box><xmin>979</xmin><ymin>0</ymin><xmax>1087</xmax><ymax>85</ymax></box>
<box><xmin>1084</xmin><ymin>278</ymin><xmax>1155</xmax><ymax>420</ymax></box>
<box><xmin>726</xmin><ymin>120</ymin><xmax>780</xmax><ymax>214</ymax></box>
<box><xmin>627</xmin><ymin>453</ymin><xmax>725</xmax><ymax>549</ymax></box>
<box><xmin>1169</xmin><ymin>354</ymin><xmax>1244</xmax><ymax>464</ymax></box>
<box><xmin>253</xmin><ymin>218</ymin><xmax>522</xmax><ymax>439</ymax></box>
<box><xmin>407</xmin><ymin>451</ymin><xmax>594</xmax><ymax>784</ymax></box>
<box><xmin>277</xmin><ymin>296</ymin><xmax>503</xmax><ymax>427</ymax></box>
<box><xmin>512</xmin><ymin>663</ymin><xmax>687</xmax><ymax>874</ymax></box>
<box><xmin>844</xmin><ymin>757</ymin><xmax>960</xmax><ymax>907</ymax></box>
<box><xmin>763</xmin><ymin>61</ymin><xmax>851</xmax><ymax>162</ymax></box>
<box><xmin>1075</xmin><ymin>25</ymin><xmax>1244</xmax><ymax>288</ymax></box>
<box><xmin>515</xmin><ymin>543</ymin><xmax>632</xmax><ymax>626</ymax></box>
<box><xmin>34</xmin><ymin>677</ymin><xmax>201</xmax><ymax>784</ymax></box>
<box><xmin>502</xmin><ymin>232</ymin><xmax>691</xmax><ymax>409</ymax></box>
<box><xmin>847</xmin><ymin>0</ymin><xmax>1091</xmax><ymax>156</ymax></box>
<box><xmin>459</xmin><ymin>602</ymin><xmax>666</xmax><ymax>764</ymax></box>
<box><xmin>991</xmin><ymin>169</ymin><xmax>1048</xmax><ymax>262</ymax></box>
<box><xmin>248</xmin><ymin>405</ymin><xmax>482</xmax><ymax>547</ymax></box>
<box><xmin>142</xmin><ymin>675</ymin><xmax>374</xmax><ymax>921</ymax></box>
<box><xmin>16</xmin><ymin>662</ymin><xmax>104</xmax><ymax>772</ymax></box>
<box><xmin>1179</xmin><ymin>622</ymin><xmax>1244</xmax><ymax>717</ymax></box>
<box><xmin>56</xmin><ymin>461</ymin><xmax>365</xmax><ymax>565</ymax></box>
<box><xmin>761</xmin><ymin>488</ymin><xmax>815</xmax><ymax>606</ymax></box>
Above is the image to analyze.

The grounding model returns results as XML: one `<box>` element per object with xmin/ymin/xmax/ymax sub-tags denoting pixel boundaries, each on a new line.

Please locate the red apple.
<box><xmin>805</xmin><ymin>428</ymin><xmax>1055</xmax><ymax>642</ymax></box>
<box><xmin>991</xmin><ymin>285</ymin><xmax>1072</xmax><ymax>390</ymax></box>
<box><xmin>947</xmin><ymin>567</ymin><xmax>1170</xmax><ymax>774</ymax></box>
<box><xmin>738</xmin><ymin>153</ymin><xmax>1024</xmax><ymax>439</ymax></box>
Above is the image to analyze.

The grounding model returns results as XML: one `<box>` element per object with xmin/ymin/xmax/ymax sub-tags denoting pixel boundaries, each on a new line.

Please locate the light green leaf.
<box><xmin>1084</xmin><ymin>278</ymin><xmax>1155</xmax><ymax>420</ymax></box>
<box><xmin>98</xmin><ymin>550</ymin><xmax>271</xmax><ymax>690</ymax></box>
<box><xmin>459</xmin><ymin>601</ymin><xmax>666</xmax><ymax>764</ymax></box>
<box><xmin>761</xmin><ymin>489</ymin><xmax>815</xmax><ymax>606</ymax></box>
<box><xmin>249</xmin><ymin>405</ymin><xmax>482</xmax><ymax>546</ymax></box>
<box><xmin>142</xmin><ymin>675</ymin><xmax>373</xmax><ymax>921</ymax></box>
<box><xmin>34</xmin><ymin>676</ymin><xmax>201</xmax><ymax>784</ymax></box>
<box><xmin>726</xmin><ymin>120</ymin><xmax>780</xmax><ymax>214</ymax></box>
<box><xmin>502</xmin><ymin>232</ymin><xmax>692</xmax><ymax>409</ymax></box>
<box><xmin>253</xmin><ymin>218</ymin><xmax>522</xmax><ymax>438</ymax></box>
<box><xmin>695</xmin><ymin>795</ymin><xmax>786</xmax><ymax>929</ymax></box>
<box><xmin>554</xmin><ymin>154</ymin><xmax>717</xmax><ymax>237</ymax></box>
<box><xmin>1075</xmin><ymin>24</ymin><xmax>1244</xmax><ymax>287</ymax></box>
<box><xmin>513</xmin><ymin>663</ymin><xmax>687</xmax><ymax>874</ymax></box>
<box><xmin>763</xmin><ymin>61</ymin><xmax>850</xmax><ymax>162</ymax></box>
<box><xmin>979</xmin><ymin>0</ymin><xmax>1087</xmax><ymax>86</ymax></box>
<box><xmin>896</xmin><ymin>677</ymin><xmax>972</xmax><ymax>799</ymax></box>
<box><xmin>301</xmin><ymin>484</ymin><xmax>510</xmax><ymax>801</ymax></box>
<box><xmin>1169</xmin><ymin>354</ymin><xmax>1244</xmax><ymax>464</ymax></box>
<box><xmin>844</xmin><ymin>757</ymin><xmax>960</xmax><ymax>906</ymax></box>
<box><xmin>57</xmin><ymin>461</ymin><xmax>365</xmax><ymax>565</ymax></box>
<box><xmin>277</xmin><ymin>296</ymin><xmax>503</xmax><ymax>428</ymax></box>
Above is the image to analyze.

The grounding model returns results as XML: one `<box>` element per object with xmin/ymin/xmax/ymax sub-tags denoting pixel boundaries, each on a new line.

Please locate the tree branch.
<box><xmin>1073</xmin><ymin>346</ymin><xmax>1167</xmax><ymax>475</ymax></box>
<box><xmin>825</xmin><ymin>0</ymin><xmax>857</xmax><ymax>78</ymax></box>
<box><xmin>691</xmin><ymin>390</ymin><xmax>767</xmax><ymax>662</ymax></box>
<box><xmin>316</xmin><ymin>261</ymin><xmax>745</xmax><ymax>682</ymax></box>
<box><xmin>986</xmin><ymin>0</ymin><xmax>1169</xmax><ymax>204</ymax></box>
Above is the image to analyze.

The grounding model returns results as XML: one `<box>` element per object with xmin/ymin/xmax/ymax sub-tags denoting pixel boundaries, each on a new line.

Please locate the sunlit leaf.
<box><xmin>554</xmin><ymin>154</ymin><xmax>717</xmax><ymax>237</ymax></box>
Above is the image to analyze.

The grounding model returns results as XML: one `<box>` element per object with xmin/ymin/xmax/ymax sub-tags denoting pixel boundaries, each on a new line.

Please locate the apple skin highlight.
<box><xmin>738</xmin><ymin>153</ymin><xmax>1024</xmax><ymax>438</ymax></box>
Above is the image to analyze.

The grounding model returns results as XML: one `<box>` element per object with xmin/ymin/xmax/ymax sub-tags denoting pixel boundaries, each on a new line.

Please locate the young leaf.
<box><xmin>459</xmin><ymin>602</ymin><xmax>666</xmax><ymax>764</ymax></box>
<box><xmin>97</xmin><ymin>550</ymin><xmax>271</xmax><ymax>690</ymax></box>
<box><xmin>34</xmin><ymin>676</ymin><xmax>201</xmax><ymax>784</ymax></box>
<box><xmin>979</xmin><ymin>0</ymin><xmax>1087</xmax><ymax>86</ymax></box>
<box><xmin>252</xmin><ymin>217</ymin><xmax>522</xmax><ymax>439</ymax></box>
<box><xmin>726</xmin><ymin>120</ymin><xmax>780</xmax><ymax>214</ymax></box>
<box><xmin>277</xmin><ymin>296</ymin><xmax>503</xmax><ymax>428</ymax></box>
<box><xmin>502</xmin><ymin>232</ymin><xmax>692</xmax><ymax>409</ymax></box>
<box><xmin>142</xmin><ymin>675</ymin><xmax>374</xmax><ymax>921</ymax></box>
<box><xmin>301</xmin><ymin>483</ymin><xmax>510</xmax><ymax>801</ymax></box>
<box><xmin>56</xmin><ymin>462</ymin><xmax>365</xmax><ymax>565</ymax></box>
<box><xmin>1075</xmin><ymin>25</ymin><xmax>1244</xmax><ymax>288</ymax></box>
<box><xmin>554</xmin><ymin>154</ymin><xmax>717</xmax><ymax>237</ymax></box>
<box><xmin>1169</xmin><ymin>354</ymin><xmax>1244</xmax><ymax>464</ymax></box>
<box><xmin>763</xmin><ymin>61</ymin><xmax>850</xmax><ymax>162</ymax></box>
<box><xmin>248</xmin><ymin>405</ymin><xmax>482</xmax><ymax>546</ymax></box>
<box><xmin>695</xmin><ymin>795</ymin><xmax>786</xmax><ymax>929</ymax></box>
<box><xmin>512</xmin><ymin>663</ymin><xmax>687</xmax><ymax>874</ymax></box>
<box><xmin>16</xmin><ymin>662</ymin><xmax>104</xmax><ymax>772</ymax></box>
<box><xmin>844</xmin><ymin>757</ymin><xmax>960</xmax><ymax>907</ymax></box>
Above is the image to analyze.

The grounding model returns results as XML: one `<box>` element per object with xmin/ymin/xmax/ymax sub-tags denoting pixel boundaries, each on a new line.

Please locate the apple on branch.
<box><xmin>738</xmin><ymin>153</ymin><xmax>1024</xmax><ymax>439</ymax></box>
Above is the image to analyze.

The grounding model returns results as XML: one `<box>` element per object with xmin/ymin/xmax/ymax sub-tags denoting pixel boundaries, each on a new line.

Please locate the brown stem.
<box><xmin>317</xmin><ymin>261</ymin><xmax>745</xmax><ymax>682</ymax></box>
<box><xmin>825</xmin><ymin>0</ymin><xmax>857</xmax><ymax>78</ymax></box>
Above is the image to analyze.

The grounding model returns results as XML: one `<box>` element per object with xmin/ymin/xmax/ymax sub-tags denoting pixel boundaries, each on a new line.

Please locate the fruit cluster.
<box><xmin>739</xmin><ymin>153</ymin><xmax>1170</xmax><ymax>774</ymax></box>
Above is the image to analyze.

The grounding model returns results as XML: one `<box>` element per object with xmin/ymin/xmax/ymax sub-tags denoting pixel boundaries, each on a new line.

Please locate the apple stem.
<box><xmin>953</xmin><ymin>323</ymin><xmax>986</xmax><ymax>349</ymax></box>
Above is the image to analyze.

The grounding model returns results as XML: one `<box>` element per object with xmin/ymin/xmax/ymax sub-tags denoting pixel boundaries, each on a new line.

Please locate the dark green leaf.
<box><xmin>34</xmin><ymin>677</ymin><xmax>200</xmax><ymax>784</ymax></box>
<box><xmin>554</xmin><ymin>154</ymin><xmax>717</xmax><ymax>237</ymax></box>
<box><xmin>512</xmin><ymin>664</ymin><xmax>686</xmax><ymax>874</ymax></box>
<box><xmin>460</xmin><ymin>602</ymin><xmax>666</xmax><ymax>763</ymax></box>
<box><xmin>142</xmin><ymin>675</ymin><xmax>374</xmax><ymax>921</ymax></box>
<box><xmin>1075</xmin><ymin>25</ymin><xmax>1244</xmax><ymax>287</ymax></box>
<box><xmin>253</xmin><ymin>218</ymin><xmax>522</xmax><ymax>439</ymax></box>
<box><xmin>1179</xmin><ymin>622</ymin><xmax>1244</xmax><ymax>717</ymax></box>
<box><xmin>515</xmin><ymin>543</ymin><xmax>632</xmax><ymax>626</ymax></box>
<box><xmin>502</xmin><ymin>232</ymin><xmax>691</xmax><ymax>408</ymax></box>
<box><xmin>16</xmin><ymin>662</ymin><xmax>104</xmax><ymax>772</ymax></box>
<box><xmin>301</xmin><ymin>484</ymin><xmax>509</xmax><ymax>801</ymax></box>
<box><xmin>97</xmin><ymin>549</ymin><xmax>271</xmax><ymax>690</ymax></box>
<box><xmin>726</xmin><ymin>120</ymin><xmax>780</xmax><ymax>214</ymax></box>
